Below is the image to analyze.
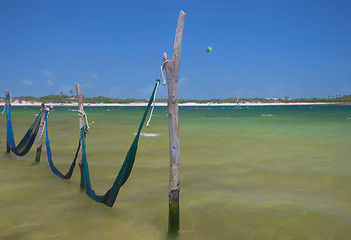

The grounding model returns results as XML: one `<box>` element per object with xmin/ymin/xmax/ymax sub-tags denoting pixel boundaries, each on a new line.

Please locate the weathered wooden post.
<box><xmin>163</xmin><ymin>10</ymin><xmax>186</xmax><ymax>233</ymax></box>
<box><xmin>75</xmin><ymin>83</ymin><xmax>85</xmax><ymax>189</ymax></box>
<box><xmin>35</xmin><ymin>103</ymin><xmax>47</xmax><ymax>162</ymax></box>
<box><xmin>5</xmin><ymin>89</ymin><xmax>11</xmax><ymax>153</ymax></box>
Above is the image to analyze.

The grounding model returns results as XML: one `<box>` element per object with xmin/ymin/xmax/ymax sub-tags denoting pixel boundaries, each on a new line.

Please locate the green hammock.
<box><xmin>81</xmin><ymin>79</ymin><xmax>160</xmax><ymax>207</ymax></box>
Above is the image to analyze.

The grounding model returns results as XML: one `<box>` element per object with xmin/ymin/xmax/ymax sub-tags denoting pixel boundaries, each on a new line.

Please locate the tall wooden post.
<box><xmin>35</xmin><ymin>103</ymin><xmax>46</xmax><ymax>162</ymax></box>
<box><xmin>5</xmin><ymin>89</ymin><xmax>11</xmax><ymax>153</ymax></box>
<box><xmin>163</xmin><ymin>10</ymin><xmax>186</xmax><ymax>233</ymax></box>
<box><xmin>75</xmin><ymin>83</ymin><xmax>85</xmax><ymax>189</ymax></box>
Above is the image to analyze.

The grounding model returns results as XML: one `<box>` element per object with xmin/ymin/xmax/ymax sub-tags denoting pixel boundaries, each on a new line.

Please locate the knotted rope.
<box><xmin>78</xmin><ymin>110</ymin><xmax>94</xmax><ymax>132</ymax></box>
<box><xmin>146</xmin><ymin>60</ymin><xmax>169</xmax><ymax>127</ymax></box>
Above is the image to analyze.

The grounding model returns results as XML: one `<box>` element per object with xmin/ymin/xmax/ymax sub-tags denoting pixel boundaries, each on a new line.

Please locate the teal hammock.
<box><xmin>5</xmin><ymin>92</ymin><xmax>42</xmax><ymax>156</ymax></box>
<box><xmin>80</xmin><ymin>79</ymin><xmax>160</xmax><ymax>207</ymax></box>
<box><xmin>43</xmin><ymin>79</ymin><xmax>160</xmax><ymax>207</ymax></box>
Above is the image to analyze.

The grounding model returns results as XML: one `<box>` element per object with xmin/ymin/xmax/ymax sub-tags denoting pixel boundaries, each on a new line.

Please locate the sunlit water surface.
<box><xmin>0</xmin><ymin>105</ymin><xmax>350</xmax><ymax>240</ymax></box>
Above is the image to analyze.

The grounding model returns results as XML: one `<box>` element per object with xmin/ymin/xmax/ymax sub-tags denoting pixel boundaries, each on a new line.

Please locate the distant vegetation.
<box><xmin>10</xmin><ymin>94</ymin><xmax>150</xmax><ymax>104</ymax></box>
<box><xmin>188</xmin><ymin>94</ymin><xmax>351</xmax><ymax>104</ymax></box>
<box><xmin>1</xmin><ymin>93</ymin><xmax>351</xmax><ymax>104</ymax></box>
<box><xmin>181</xmin><ymin>94</ymin><xmax>351</xmax><ymax>104</ymax></box>
<box><xmin>83</xmin><ymin>96</ymin><xmax>149</xmax><ymax>104</ymax></box>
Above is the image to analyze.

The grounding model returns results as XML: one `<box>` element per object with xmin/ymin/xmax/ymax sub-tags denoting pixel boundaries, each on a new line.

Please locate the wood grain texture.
<box><xmin>164</xmin><ymin>10</ymin><xmax>186</xmax><ymax>233</ymax></box>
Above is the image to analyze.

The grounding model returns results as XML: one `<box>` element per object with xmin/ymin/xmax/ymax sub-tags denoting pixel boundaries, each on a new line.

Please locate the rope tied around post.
<box><xmin>78</xmin><ymin>110</ymin><xmax>94</xmax><ymax>133</ymax></box>
<box><xmin>146</xmin><ymin>60</ymin><xmax>169</xmax><ymax>127</ymax></box>
<box><xmin>81</xmin><ymin>125</ymin><xmax>89</xmax><ymax>135</ymax></box>
<box><xmin>1</xmin><ymin>91</ymin><xmax>10</xmax><ymax>113</ymax></box>
<box><xmin>161</xmin><ymin>59</ymin><xmax>170</xmax><ymax>86</ymax></box>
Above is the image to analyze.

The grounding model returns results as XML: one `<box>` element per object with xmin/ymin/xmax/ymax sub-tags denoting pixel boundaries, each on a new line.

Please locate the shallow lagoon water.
<box><xmin>0</xmin><ymin>105</ymin><xmax>350</xmax><ymax>239</ymax></box>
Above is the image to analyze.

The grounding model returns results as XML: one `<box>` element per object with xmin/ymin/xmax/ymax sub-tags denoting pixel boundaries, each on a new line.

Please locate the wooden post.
<box><xmin>35</xmin><ymin>103</ymin><xmax>47</xmax><ymax>162</ymax></box>
<box><xmin>75</xmin><ymin>83</ymin><xmax>85</xmax><ymax>189</ymax></box>
<box><xmin>163</xmin><ymin>10</ymin><xmax>186</xmax><ymax>233</ymax></box>
<box><xmin>5</xmin><ymin>89</ymin><xmax>11</xmax><ymax>153</ymax></box>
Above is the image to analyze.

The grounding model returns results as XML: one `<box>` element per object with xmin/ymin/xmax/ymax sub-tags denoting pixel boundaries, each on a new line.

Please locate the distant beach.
<box><xmin>4</xmin><ymin>100</ymin><xmax>350</xmax><ymax>107</ymax></box>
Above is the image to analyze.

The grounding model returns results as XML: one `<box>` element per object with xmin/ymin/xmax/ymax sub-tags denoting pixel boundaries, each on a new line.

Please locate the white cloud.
<box><xmin>21</xmin><ymin>79</ymin><xmax>34</xmax><ymax>86</ymax></box>
<box><xmin>88</xmin><ymin>73</ymin><xmax>99</xmax><ymax>79</ymax></box>
<box><xmin>46</xmin><ymin>80</ymin><xmax>54</xmax><ymax>86</ymax></box>
<box><xmin>41</xmin><ymin>70</ymin><xmax>54</xmax><ymax>77</ymax></box>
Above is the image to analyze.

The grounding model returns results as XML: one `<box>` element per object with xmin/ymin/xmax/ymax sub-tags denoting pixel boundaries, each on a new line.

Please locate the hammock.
<box><xmin>43</xmin><ymin>80</ymin><xmax>160</xmax><ymax>207</ymax></box>
<box><xmin>6</xmin><ymin>100</ymin><xmax>42</xmax><ymax>156</ymax></box>
<box><xmin>44</xmin><ymin>111</ymin><xmax>81</xmax><ymax>179</ymax></box>
<box><xmin>80</xmin><ymin>80</ymin><xmax>159</xmax><ymax>207</ymax></box>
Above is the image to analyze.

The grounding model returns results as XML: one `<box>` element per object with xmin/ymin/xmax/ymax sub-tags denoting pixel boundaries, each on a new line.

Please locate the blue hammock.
<box><xmin>5</xmin><ymin>95</ymin><xmax>42</xmax><ymax>156</ymax></box>
<box><xmin>44</xmin><ymin>110</ymin><xmax>80</xmax><ymax>179</ymax></box>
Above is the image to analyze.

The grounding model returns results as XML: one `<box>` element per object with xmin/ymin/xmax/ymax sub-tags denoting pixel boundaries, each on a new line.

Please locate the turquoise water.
<box><xmin>0</xmin><ymin>105</ymin><xmax>350</xmax><ymax>239</ymax></box>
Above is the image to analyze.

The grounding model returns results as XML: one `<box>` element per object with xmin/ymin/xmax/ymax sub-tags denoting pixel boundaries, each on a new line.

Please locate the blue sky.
<box><xmin>0</xmin><ymin>0</ymin><xmax>350</xmax><ymax>99</ymax></box>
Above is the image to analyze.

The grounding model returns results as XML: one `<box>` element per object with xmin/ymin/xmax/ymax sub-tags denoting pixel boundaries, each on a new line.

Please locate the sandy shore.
<box><xmin>1</xmin><ymin>100</ymin><xmax>349</xmax><ymax>107</ymax></box>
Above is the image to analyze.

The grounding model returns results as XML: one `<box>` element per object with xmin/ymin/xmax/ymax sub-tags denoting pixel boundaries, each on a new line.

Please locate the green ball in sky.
<box><xmin>206</xmin><ymin>46</ymin><xmax>213</xmax><ymax>53</ymax></box>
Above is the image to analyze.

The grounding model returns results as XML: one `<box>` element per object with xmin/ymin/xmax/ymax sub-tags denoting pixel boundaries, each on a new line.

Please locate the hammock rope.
<box><xmin>146</xmin><ymin>60</ymin><xmax>168</xmax><ymax>127</ymax></box>
<box><xmin>81</xmin><ymin>79</ymin><xmax>160</xmax><ymax>207</ymax></box>
<box><xmin>5</xmin><ymin>92</ymin><xmax>42</xmax><ymax>156</ymax></box>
